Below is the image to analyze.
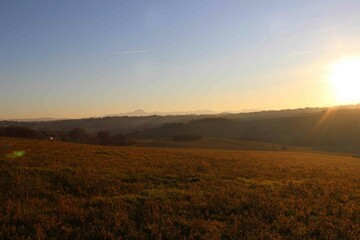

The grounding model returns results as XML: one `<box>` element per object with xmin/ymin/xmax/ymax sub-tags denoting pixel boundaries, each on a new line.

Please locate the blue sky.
<box><xmin>1</xmin><ymin>0</ymin><xmax>360</xmax><ymax>119</ymax></box>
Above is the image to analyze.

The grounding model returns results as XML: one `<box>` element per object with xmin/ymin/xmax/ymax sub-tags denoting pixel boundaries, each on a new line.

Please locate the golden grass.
<box><xmin>0</xmin><ymin>137</ymin><xmax>359</xmax><ymax>239</ymax></box>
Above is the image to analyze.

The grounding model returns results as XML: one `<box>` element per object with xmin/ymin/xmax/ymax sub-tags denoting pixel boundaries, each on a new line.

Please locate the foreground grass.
<box><xmin>0</xmin><ymin>137</ymin><xmax>359</xmax><ymax>239</ymax></box>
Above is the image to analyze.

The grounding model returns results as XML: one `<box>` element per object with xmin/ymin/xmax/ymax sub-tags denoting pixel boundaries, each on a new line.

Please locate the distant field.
<box><xmin>136</xmin><ymin>138</ymin><xmax>283</xmax><ymax>151</ymax></box>
<box><xmin>137</xmin><ymin>138</ymin><xmax>360</xmax><ymax>157</ymax></box>
<box><xmin>0</xmin><ymin>137</ymin><xmax>359</xmax><ymax>239</ymax></box>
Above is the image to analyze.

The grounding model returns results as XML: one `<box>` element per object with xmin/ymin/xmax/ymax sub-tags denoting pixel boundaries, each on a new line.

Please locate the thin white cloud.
<box><xmin>112</xmin><ymin>50</ymin><xmax>148</xmax><ymax>55</ymax></box>
<box><xmin>285</xmin><ymin>50</ymin><xmax>314</xmax><ymax>57</ymax></box>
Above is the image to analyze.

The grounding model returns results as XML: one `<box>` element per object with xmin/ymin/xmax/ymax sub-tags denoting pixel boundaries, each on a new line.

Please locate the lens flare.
<box><xmin>6</xmin><ymin>150</ymin><xmax>26</xmax><ymax>159</ymax></box>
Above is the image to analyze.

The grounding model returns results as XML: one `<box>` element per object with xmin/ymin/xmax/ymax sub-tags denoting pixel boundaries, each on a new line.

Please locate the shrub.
<box><xmin>112</xmin><ymin>133</ymin><xmax>136</xmax><ymax>146</ymax></box>
<box><xmin>97</xmin><ymin>131</ymin><xmax>111</xmax><ymax>145</ymax></box>
<box><xmin>172</xmin><ymin>135</ymin><xmax>202</xmax><ymax>141</ymax></box>
<box><xmin>67</xmin><ymin>128</ymin><xmax>91</xmax><ymax>143</ymax></box>
<box><xmin>0</xmin><ymin>126</ymin><xmax>39</xmax><ymax>139</ymax></box>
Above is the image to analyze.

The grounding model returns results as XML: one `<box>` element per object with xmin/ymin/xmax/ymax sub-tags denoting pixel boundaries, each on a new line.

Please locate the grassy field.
<box><xmin>135</xmin><ymin>138</ymin><xmax>283</xmax><ymax>151</ymax></box>
<box><xmin>137</xmin><ymin>138</ymin><xmax>360</xmax><ymax>157</ymax></box>
<box><xmin>0</xmin><ymin>137</ymin><xmax>359</xmax><ymax>239</ymax></box>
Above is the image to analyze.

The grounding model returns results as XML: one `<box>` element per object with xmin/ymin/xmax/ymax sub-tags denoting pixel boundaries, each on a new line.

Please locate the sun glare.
<box><xmin>329</xmin><ymin>57</ymin><xmax>360</xmax><ymax>104</ymax></box>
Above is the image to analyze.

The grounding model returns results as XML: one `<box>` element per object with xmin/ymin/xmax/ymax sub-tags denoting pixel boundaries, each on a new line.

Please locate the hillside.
<box><xmin>3</xmin><ymin>107</ymin><xmax>360</xmax><ymax>155</ymax></box>
<box><xmin>0</xmin><ymin>105</ymin><xmax>345</xmax><ymax>134</ymax></box>
<box><xmin>131</xmin><ymin>109</ymin><xmax>360</xmax><ymax>153</ymax></box>
<box><xmin>0</xmin><ymin>137</ymin><xmax>359</xmax><ymax>239</ymax></box>
<box><xmin>0</xmin><ymin>115</ymin><xmax>205</xmax><ymax>134</ymax></box>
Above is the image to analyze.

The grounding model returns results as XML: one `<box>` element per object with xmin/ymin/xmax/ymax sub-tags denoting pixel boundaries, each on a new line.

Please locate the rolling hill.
<box><xmin>2</xmin><ymin>105</ymin><xmax>360</xmax><ymax>155</ymax></box>
<box><xmin>131</xmin><ymin>109</ymin><xmax>360</xmax><ymax>154</ymax></box>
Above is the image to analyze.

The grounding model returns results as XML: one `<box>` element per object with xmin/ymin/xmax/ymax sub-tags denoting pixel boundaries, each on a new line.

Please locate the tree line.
<box><xmin>0</xmin><ymin>126</ymin><xmax>135</xmax><ymax>146</ymax></box>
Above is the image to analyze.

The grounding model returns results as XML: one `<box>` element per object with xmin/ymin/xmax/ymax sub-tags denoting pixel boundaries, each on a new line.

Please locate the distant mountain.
<box><xmin>4</xmin><ymin>117</ymin><xmax>65</xmax><ymax>122</ymax></box>
<box><xmin>4</xmin><ymin>104</ymin><xmax>360</xmax><ymax>122</ymax></box>
<box><xmin>2</xmin><ymin>110</ymin><xmax>216</xmax><ymax>122</ymax></box>
<box><xmin>0</xmin><ymin>115</ymin><xmax>208</xmax><ymax>134</ymax></box>
<box><xmin>103</xmin><ymin>109</ymin><xmax>217</xmax><ymax>117</ymax></box>
<box><xmin>2</xmin><ymin>104</ymin><xmax>360</xmax><ymax>139</ymax></box>
<box><xmin>109</xmin><ymin>109</ymin><xmax>149</xmax><ymax>117</ymax></box>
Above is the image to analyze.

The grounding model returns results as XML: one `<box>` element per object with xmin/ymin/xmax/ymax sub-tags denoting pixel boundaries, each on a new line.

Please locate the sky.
<box><xmin>1</xmin><ymin>0</ymin><xmax>360</xmax><ymax>119</ymax></box>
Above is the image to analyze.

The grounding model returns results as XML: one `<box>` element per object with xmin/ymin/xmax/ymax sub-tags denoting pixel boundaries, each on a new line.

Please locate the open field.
<box><xmin>136</xmin><ymin>137</ymin><xmax>331</xmax><ymax>155</ymax></box>
<box><xmin>136</xmin><ymin>138</ymin><xmax>358</xmax><ymax>157</ymax></box>
<box><xmin>136</xmin><ymin>138</ymin><xmax>283</xmax><ymax>151</ymax></box>
<box><xmin>0</xmin><ymin>137</ymin><xmax>359</xmax><ymax>239</ymax></box>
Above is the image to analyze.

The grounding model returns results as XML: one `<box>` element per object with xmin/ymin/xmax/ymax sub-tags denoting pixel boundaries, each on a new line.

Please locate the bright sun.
<box><xmin>329</xmin><ymin>57</ymin><xmax>360</xmax><ymax>104</ymax></box>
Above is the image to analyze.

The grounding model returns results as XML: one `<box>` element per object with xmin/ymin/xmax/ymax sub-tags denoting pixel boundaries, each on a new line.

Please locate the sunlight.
<box><xmin>329</xmin><ymin>57</ymin><xmax>360</xmax><ymax>104</ymax></box>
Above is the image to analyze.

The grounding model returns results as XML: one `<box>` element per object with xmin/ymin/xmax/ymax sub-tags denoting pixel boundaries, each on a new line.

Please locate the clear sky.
<box><xmin>1</xmin><ymin>0</ymin><xmax>360</xmax><ymax>119</ymax></box>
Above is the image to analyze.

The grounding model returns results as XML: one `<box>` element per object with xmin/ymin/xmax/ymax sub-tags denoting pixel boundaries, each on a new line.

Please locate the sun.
<box><xmin>329</xmin><ymin>57</ymin><xmax>360</xmax><ymax>104</ymax></box>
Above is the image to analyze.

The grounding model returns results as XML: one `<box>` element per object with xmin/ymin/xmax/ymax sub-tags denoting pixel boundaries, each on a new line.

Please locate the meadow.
<box><xmin>136</xmin><ymin>138</ymin><xmax>282</xmax><ymax>151</ymax></box>
<box><xmin>0</xmin><ymin>137</ymin><xmax>359</xmax><ymax>239</ymax></box>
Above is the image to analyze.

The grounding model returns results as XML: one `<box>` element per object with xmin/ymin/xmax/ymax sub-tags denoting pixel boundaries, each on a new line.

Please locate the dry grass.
<box><xmin>0</xmin><ymin>137</ymin><xmax>359</xmax><ymax>239</ymax></box>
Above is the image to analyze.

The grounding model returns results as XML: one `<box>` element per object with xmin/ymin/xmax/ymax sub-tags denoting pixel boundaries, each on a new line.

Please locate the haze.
<box><xmin>1</xmin><ymin>0</ymin><xmax>360</xmax><ymax>119</ymax></box>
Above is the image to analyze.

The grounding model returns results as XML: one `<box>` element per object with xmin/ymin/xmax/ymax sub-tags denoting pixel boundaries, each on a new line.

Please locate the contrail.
<box><xmin>285</xmin><ymin>50</ymin><xmax>314</xmax><ymax>57</ymax></box>
<box><xmin>113</xmin><ymin>50</ymin><xmax>148</xmax><ymax>55</ymax></box>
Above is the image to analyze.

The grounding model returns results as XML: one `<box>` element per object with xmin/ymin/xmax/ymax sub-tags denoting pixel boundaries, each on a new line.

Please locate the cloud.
<box><xmin>112</xmin><ymin>50</ymin><xmax>148</xmax><ymax>55</ymax></box>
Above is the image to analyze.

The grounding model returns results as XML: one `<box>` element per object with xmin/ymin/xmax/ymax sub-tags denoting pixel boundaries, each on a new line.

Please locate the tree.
<box><xmin>172</xmin><ymin>134</ymin><xmax>202</xmax><ymax>141</ymax></box>
<box><xmin>0</xmin><ymin>126</ymin><xmax>39</xmax><ymax>139</ymax></box>
<box><xmin>111</xmin><ymin>133</ymin><xmax>127</xmax><ymax>146</ymax></box>
<box><xmin>67</xmin><ymin>128</ymin><xmax>90</xmax><ymax>143</ymax></box>
<box><xmin>96</xmin><ymin>131</ymin><xmax>111</xmax><ymax>145</ymax></box>
<box><xmin>110</xmin><ymin>133</ymin><xmax>136</xmax><ymax>146</ymax></box>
